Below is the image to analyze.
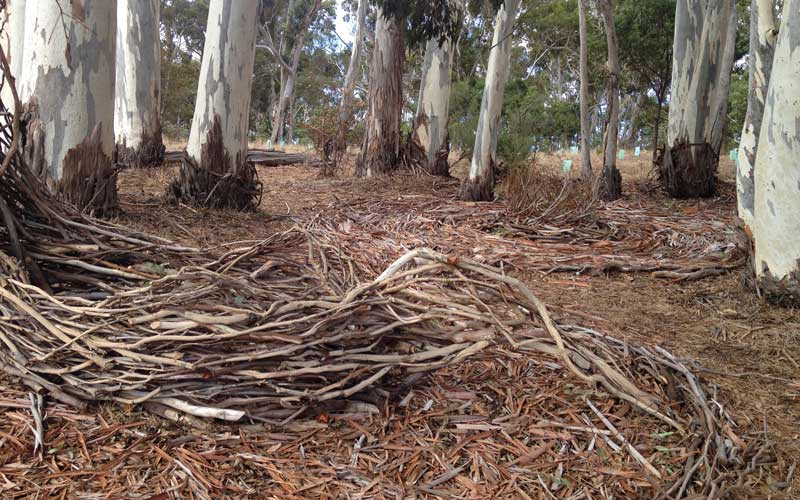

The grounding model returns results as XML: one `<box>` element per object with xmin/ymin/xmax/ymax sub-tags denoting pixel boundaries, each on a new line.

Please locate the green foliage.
<box><xmin>373</xmin><ymin>0</ymin><xmax>499</xmax><ymax>47</ymax></box>
<box><xmin>726</xmin><ymin>71</ymin><xmax>748</xmax><ymax>149</ymax></box>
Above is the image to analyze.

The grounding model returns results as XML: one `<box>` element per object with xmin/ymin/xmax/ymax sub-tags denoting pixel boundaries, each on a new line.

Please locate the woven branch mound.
<box><xmin>0</xmin><ymin>95</ymin><xmax>771</xmax><ymax>495</ymax></box>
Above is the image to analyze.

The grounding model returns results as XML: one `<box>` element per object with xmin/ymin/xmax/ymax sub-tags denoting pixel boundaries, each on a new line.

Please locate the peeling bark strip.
<box><xmin>752</xmin><ymin>0</ymin><xmax>800</xmax><ymax>305</ymax></box>
<box><xmin>659</xmin><ymin>140</ymin><xmax>717</xmax><ymax>199</ymax></box>
<box><xmin>179</xmin><ymin>0</ymin><xmax>259</xmax><ymax>209</ymax></box>
<box><xmin>114</xmin><ymin>0</ymin><xmax>165</xmax><ymax>168</ymax></box>
<box><xmin>60</xmin><ymin>124</ymin><xmax>118</xmax><ymax>215</ymax></box>
<box><xmin>665</xmin><ymin>0</ymin><xmax>737</xmax><ymax>198</ymax></box>
<box><xmin>355</xmin><ymin>10</ymin><xmax>404</xmax><ymax>178</ymax></box>
<box><xmin>459</xmin><ymin>0</ymin><xmax>520</xmax><ymax>201</ymax></box>
<box><xmin>18</xmin><ymin>0</ymin><xmax>118</xmax><ymax>212</ymax></box>
<box><xmin>168</xmin><ymin>116</ymin><xmax>260</xmax><ymax>210</ymax></box>
<box><xmin>737</xmin><ymin>0</ymin><xmax>777</xmax><ymax>228</ymax></box>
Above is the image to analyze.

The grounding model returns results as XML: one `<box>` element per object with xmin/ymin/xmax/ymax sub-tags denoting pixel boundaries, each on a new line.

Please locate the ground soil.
<box><xmin>1</xmin><ymin>149</ymin><xmax>796</xmax><ymax>498</ymax></box>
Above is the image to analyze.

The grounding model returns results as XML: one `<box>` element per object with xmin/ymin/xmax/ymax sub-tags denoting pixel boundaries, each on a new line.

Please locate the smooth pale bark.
<box><xmin>414</xmin><ymin>37</ymin><xmax>454</xmax><ymax>176</ymax></box>
<box><xmin>752</xmin><ymin>0</ymin><xmax>800</xmax><ymax>303</ymax></box>
<box><xmin>334</xmin><ymin>0</ymin><xmax>368</xmax><ymax>153</ymax></box>
<box><xmin>0</xmin><ymin>0</ymin><xmax>25</xmax><ymax>105</ymax></box>
<box><xmin>737</xmin><ymin>0</ymin><xmax>777</xmax><ymax>230</ymax></box>
<box><xmin>114</xmin><ymin>0</ymin><xmax>164</xmax><ymax>168</ymax></box>
<box><xmin>597</xmin><ymin>0</ymin><xmax>622</xmax><ymax>201</ymax></box>
<box><xmin>578</xmin><ymin>0</ymin><xmax>592</xmax><ymax>179</ymax></box>
<box><xmin>665</xmin><ymin>0</ymin><xmax>736</xmax><ymax>198</ymax></box>
<box><xmin>355</xmin><ymin>10</ymin><xmax>404</xmax><ymax>178</ymax></box>
<box><xmin>187</xmin><ymin>0</ymin><xmax>258</xmax><ymax>168</ymax></box>
<box><xmin>459</xmin><ymin>0</ymin><xmax>520</xmax><ymax>201</ymax></box>
<box><xmin>267</xmin><ymin>0</ymin><xmax>320</xmax><ymax>145</ymax></box>
<box><xmin>171</xmin><ymin>0</ymin><xmax>259</xmax><ymax>210</ymax></box>
<box><xmin>19</xmin><ymin>0</ymin><xmax>118</xmax><ymax>213</ymax></box>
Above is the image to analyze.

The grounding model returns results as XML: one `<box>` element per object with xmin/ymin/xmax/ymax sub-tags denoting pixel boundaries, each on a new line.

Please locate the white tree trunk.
<box><xmin>186</xmin><ymin>0</ymin><xmax>258</xmax><ymax>169</ymax></box>
<box><xmin>665</xmin><ymin>0</ymin><xmax>737</xmax><ymax>198</ymax></box>
<box><xmin>578</xmin><ymin>0</ymin><xmax>592</xmax><ymax>179</ymax></box>
<box><xmin>0</xmin><ymin>0</ymin><xmax>25</xmax><ymax>105</ymax></box>
<box><xmin>752</xmin><ymin>0</ymin><xmax>800</xmax><ymax>302</ymax></box>
<box><xmin>459</xmin><ymin>0</ymin><xmax>520</xmax><ymax>201</ymax></box>
<box><xmin>414</xmin><ymin>37</ymin><xmax>454</xmax><ymax>176</ymax></box>
<box><xmin>354</xmin><ymin>9</ymin><xmax>404</xmax><ymax>178</ymax></box>
<box><xmin>114</xmin><ymin>0</ymin><xmax>164</xmax><ymax>168</ymax></box>
<box><xmin>173</xmin><ymin>0</ymin><xmax>259</xmax><ymax>210</ymax></box>
<box><xmin>19</xmin><ymin>0</ymin><xmax>118</xmax><ymax>213</ymax></box>
<box><xmin>334</xmin><ymin>0</ymin><xmax>368</xmax><ymax>153</ymax></box>
<box><xmin>737</xmin><ymin>0</ymin><xmax>777</xmax><ymax>230</ymax></box>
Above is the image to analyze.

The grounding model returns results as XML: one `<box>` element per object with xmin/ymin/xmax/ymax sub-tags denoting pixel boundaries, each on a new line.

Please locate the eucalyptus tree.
<box><xmin>596</xmin><ymin>0</ymin><xmax>622</xmax><ymax>201</ymax></box>
<box><xmin>413</xmin><ymin>1</ymin><xmax>464</xmax><ymax>176</ymax></box>
<box><xmin>19</xmin><ymin>0</ymin><xmax>118</xmax><ymax>214</ymax></box>
<box><xmin>751</xmin><ymin>0</ymin><xmax>800</xmax><ymax>303</ymax></box>
<box><xmin>665</xmin><ymin>0</ymin><xmax>737</xmax><ymax>198</ymax></box>
<box><xmin>0</xmin><ymin>0</ymin><xmax>25</xmax><ymax>105</ymax></box>
<box><xmin>414</xmin><ymin>39</ymin><xmax>454</xmax><ymax>175</ymax></box>
<box><xmin>355</xmin><ymin>6</ymin><xmax>404</xmax><ymax>177</ymax></box>
<box><xmin>578</xmin><ymin>0</ymin><xmax>592</xmax><ymax>179</ymax></box>
<box><xmin>169</xmin><ymin>0</ymin><xmax>260</xmax><ymax>210</ymax></box>
<box><xmin>616</xmin><ymin>0</ymin><xmax>676</xmax><ymax>161</ymax></box>
<box><xmin>334</xmin><ymin>0</ymin><xmax>369</xmax><ymax>153</ymax></box>
<box><xmin>260</xmin><ymin>0</ymin><xmax>323</xmax><ymax>145</ymax></box>
<box><xmin>459</xmin><ymin>0</ymin><xmax>520</xmax><ymax>201</ymax></box>
<box><xmin>356</xmin><ymin>0</ymin><xmax>465</xmax><ymax>177</ymax></box>
<box><xmin>115</xmin><ymin>0</ymin><xmax>165</xmax><ymax>169</ymax></box>
<box><xmin>737</xmin><ymin>0</ymin><xmax>778</xmax><ymax>230</ymax></box>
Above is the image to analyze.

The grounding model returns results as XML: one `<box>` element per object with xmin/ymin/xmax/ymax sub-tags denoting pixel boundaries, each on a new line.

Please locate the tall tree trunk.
<box><xmin>737</xmin><ymin>0</ymin><xmax>777</xmax><ymax>230</ymax></box>
<box><xmin>597</xmin><ymin>0</ymin><xmax>622</xmax><ymax>201</ymax></box>
<box><xmin>268</xmin><ymin>0</ymin><xmax>320</xmax><ymax>145</ymax></box>
<box><xmin>578</xmin><ymin>0</ymin><xmax>593</xmax><ymax>179</ymax></box>
<box><xmin>19</xmin><ymin>0</ymin><xmax>118</xmax><ymax>215</ymax></box>
<box><xmin>752</xmin><ymin>0</ymin><xmax>800</xmax><ymax>304</ymax></box>
<box><xmin>334</xmin><ymin>0</ymin><xmax>367</xmax><ymax>153</ymax></box>
<box><xmin>413</xmin><ymin>36</ymin><xmax>455</xmax><ymax>176</ymax></box>
<box><xmin>168</xmin><ymin>0</ymin><xmax>259</xmax><ymax>210</ymax></box>
<box><xmin>0</xmin><ymin>0</ymin><xmax>25</xmax><ymax>105</ymax></box>
<box><xmin>114</xmin><ymin>0</ymin><xmax>165</xmax><ymax>169</ymax></box>
<box><xmin>458</xmin><ymin>0</ymin><xmax>520</xmax><ymax>201</ymax></box>
<box><xmin>355</xmin><ymin>9</ymin><xmax>404</xmax><ymax>178</ymax></box>
<box><xmin>652</xmin><ymin>87</ymin><xmax>667</xmax><ymax>162</ymax></box>
<box><xmin>664</xmin><ymin>0</ymin><xmax>737</xmax><ymax>198</ymax></box>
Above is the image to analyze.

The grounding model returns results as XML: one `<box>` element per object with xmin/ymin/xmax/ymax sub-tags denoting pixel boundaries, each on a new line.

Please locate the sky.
<box><xmin>334</xmin><ymin>0</ymin><xmax>355</xmax><ymax>47</ymax></box>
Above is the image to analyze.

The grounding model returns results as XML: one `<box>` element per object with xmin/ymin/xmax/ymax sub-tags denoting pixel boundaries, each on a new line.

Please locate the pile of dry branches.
<box><xmin>504</xmin><ymin>163</ymin><xmax>599</xmax><ymax>226</ymax></box>
<box><xmin>0</xmin><ymin>75</ymin><xmax>771</xmax><ymax>495</ymax></box>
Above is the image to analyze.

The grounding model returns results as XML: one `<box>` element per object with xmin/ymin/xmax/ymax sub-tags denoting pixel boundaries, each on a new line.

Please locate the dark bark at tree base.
<box><xmin>597</xmin><ymin>164</ymin><xmax>622</xmax><ymax>201</ymax></box>
<box><xmin>355</xmin><ymin>141</ymin><xmax>400</xmax><ymax>178</ymax></box>
<box><xmin>59</xmin><ymin>125</ymin><xmax>119</xmax><ymax>216</ymax></box>
<box><xmin>166</xmin><ymin>116</ymin><xmax>260</xmax><ymax>211</ymax></box>
<box><xmin>758</xmin><ymin>265</ymin><xmax>800</xmax><ymax>308</ymax></box>
<box><xmin>658</xmin><ymin>140</ymin><xmax>717</xmax><ymax>199</ymax></box>
<box><xmin>115</xmin><ymin>129</ymin><xmax>166</xmax><ymax>169</ymax></box>
<box><xmin>430</xmin><ymin>132</ymin><xmax>451</xmax><ymax>177</ymax></box>
<box><xmin>403</xmin><ymin>132</ymin><xmax>428</xmax><ymax>173</ymax></box>
<box><xmin>458</xmin><ymin>165</ymin><xmax>494</xmax><ymax>202</ymax></box>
